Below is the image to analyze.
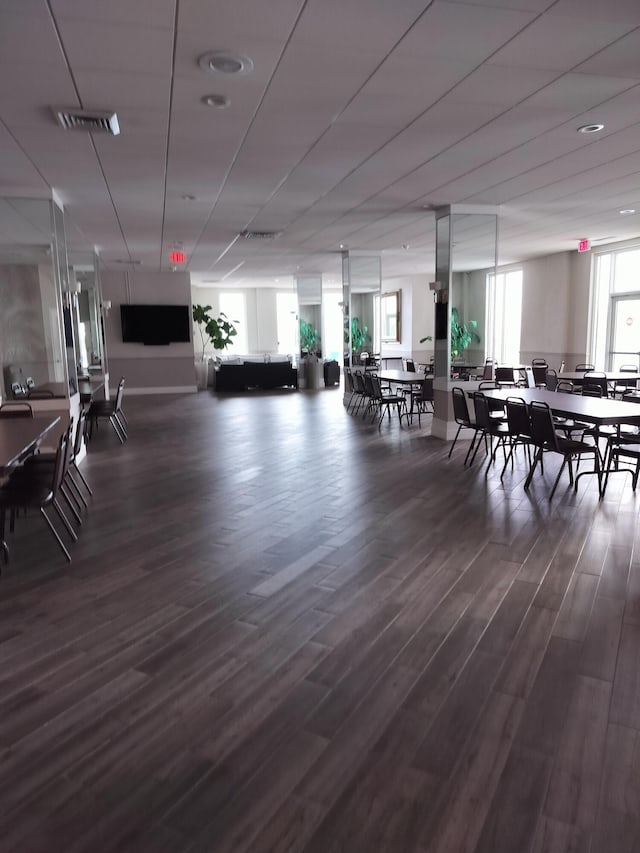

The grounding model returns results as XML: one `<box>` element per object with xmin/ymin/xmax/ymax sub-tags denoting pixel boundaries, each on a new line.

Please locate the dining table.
<box><xmin>475</xmin><ymin>388</ymin><xmax>640</xmax><ymax>494</ymax></box>
<box><xmin>378</xmin><ymin>370</ymin><xmax>426</xmax><ymax>422</ymax></box>
<box><xmin>0</xmin><ymin>414</ymin><xmax>61</xmax><ymax>563</ymax></box>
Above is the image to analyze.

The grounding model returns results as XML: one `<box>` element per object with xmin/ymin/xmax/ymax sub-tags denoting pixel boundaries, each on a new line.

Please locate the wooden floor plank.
<box><xmin>0</xmin><ymin>392</ymin><xmax>638</xmax><ymax>851</ymax></box>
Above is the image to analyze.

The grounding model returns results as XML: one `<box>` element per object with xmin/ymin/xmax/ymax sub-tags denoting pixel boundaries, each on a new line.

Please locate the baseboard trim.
<box><xmin>127</xmin><ymin>386</ymin><xmax>198</xmax><ymax>396</ymax></box>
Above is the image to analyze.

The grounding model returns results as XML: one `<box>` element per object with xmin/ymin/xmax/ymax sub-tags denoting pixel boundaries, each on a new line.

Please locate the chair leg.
<box><xmin>40</xmin><ymin>507</ymin><xmax>72</xmax><ymax>562</ymax></box>
<box><xmin>109</xmin><ymin>415</ymin><xmax>126</xmax><ymax>444</ymax></box>
<box><xmin>448</xmin><ymin>425</ymin><xmax>462</xmax><ymax>459</ymax></box>
<box><xmin>549</xmin><ymin>458</ymin><xmax>568</xmax><ymax>500</ymax></box>
<box><xmin>524</xmin><ymin>447</ymin><xmax>543</xmax><ymax>490</ymax></box>
<box><xmin>60</xmin><ymin>483</ymin><xmax>83</xmax><ymax>524</ymax></box>
<box><xmin>67</xmin><ymin>471</ymin><xmax>89</xmax><ymax>507</ymax></box>
<box><xmin>52</xmin><ymin>498</ymin><xmax>78</xmax><ymax>541</ymax></box>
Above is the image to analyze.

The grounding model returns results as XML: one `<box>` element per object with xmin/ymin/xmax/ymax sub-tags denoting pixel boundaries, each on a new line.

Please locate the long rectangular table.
<box><xmin>378</xmin><ymin>370</ymin><xmax>424</xmax><ymax>422</ymax></box>
<box><xmin>0</xmin><ymin>415</ymin><xmax>61</xmax><ymax>562</ymax></box>
<box><xmin>474</xmin><ymin>388</ymin><xmax>640</xmax><ymax>495</ymax></box>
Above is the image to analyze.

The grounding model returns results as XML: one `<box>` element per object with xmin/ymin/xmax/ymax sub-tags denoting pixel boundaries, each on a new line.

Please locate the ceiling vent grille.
<box><xmin>53</xmin><ymin>108</ymin><xmax>120</xmax><ymax>135</ymax></box>
<box><xmin>239</xmin><ymin>230</ymin><xmax>282</xmax><ymax>240</ymax></box>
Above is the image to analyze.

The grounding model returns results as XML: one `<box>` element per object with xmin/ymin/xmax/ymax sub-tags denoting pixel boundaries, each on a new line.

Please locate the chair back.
<box><xmin>582</xmin><ymin>384</ymin><xmax>603</xmax><ymax>398</ymax></box>
<box><xmin>404</xmin><ymin>359</ymin><xmax>416</xmax><ymax>373</ymax></box>
<box><xmin>556</xmin><ymin>380</ymin><xmax>574</xmax><ymax>394</ymax></box>
<box><xmin>528</xmin><ymin>401</ymin><xmax>559</xmax><ymax>451</ymax></box>
<box><xmin>506</xmin><ymin>397</ymin><xmax>531</xmax><ymax>437</ymax></box>
<box><xmin>495</xmin><ymin>366</ymin><xmax>516</xmax><ymax>386</ymax></box>
<box><xmin>472</xmin><ymin>392</ymin><xmax>492</xmax><ymax>430</ymax></box>
<box><xmin>532</xmin><ymin>358</ymin><xmax>547</xmax><ymax>367</ymax></box>
<box><xmin>452</xmin><ymin>387</ymin><xmax>470</xmax><ymax>426</ymax></box>
<box><xmin>532</xmin><ymin>365</ymin><xmax>547</xmax><ymax>386</ymax></box>
<box><xmin>27</xmin><ymin>389</ymin><xmax>55</xmax><ymax>399</ymax></box>
<box><xmin>114</xmin><ymin>378</ymin><xmax>126</xmax><ymax>413</ymax></box>
<box><xmin>482</xmin><ymin>359</ymin><xmax>494</xmax><ymax>380</ymax></box>
<box><xmin>352</xmin><ymin>371</ymin><xmax>365</xmax><ymax>394</ymax></box>
<box><xmin>344</xmin><ymin>367</ymin><xmax>354</xmax><ymax>394</ymax></box>
<box><xmin>575</xmin><ymin>363</ymin><xmax>595</xmax><ymax>371</ymax></box>
<box><xmin>362</xmin><ymin>372</ymin><xmax>374</xmax><ymax>399</ymax></box>
<box><xmin>369</xmin><ymin>374</ymin><xmax>383</xmax><ymax>401</ymax></box>
<box><xmin>583</xmin><ymin>371</ymin><xmax>608</xmax><ymax>397</ymax></box>
<box><xmin>478</xmin><ymin>380</ymin><xmax>498</xmax><ymax>390</ymax></box>
<box><xmin>417</xmin><ymin>377</ymin><xmax>433</xmax><ymax>402</ymax></box>
<box><xmin>545</xmin><ymin>369</ymin><xmax>558</xmax><ymax>391</ymax></box>
<box><xmin>0</xmin><ymin>402</ymin><xmax>33</xmax><ymax>418</ymax></box>
<box><xmin>73</xmin><ymin>409</ymin><xmax>88</xmax><ymax>459</ymax></box>
<box><xmin>52</xmin><ymin>428</ymin><xmax>71</xmax><ymax>497</ymax></box>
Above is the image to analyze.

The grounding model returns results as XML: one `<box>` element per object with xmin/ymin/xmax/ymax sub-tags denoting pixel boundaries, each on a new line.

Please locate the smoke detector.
<box><xmin>53</xmin><ymin>108</ymin><xmax>120</xmax><ymax>135</ymax></box>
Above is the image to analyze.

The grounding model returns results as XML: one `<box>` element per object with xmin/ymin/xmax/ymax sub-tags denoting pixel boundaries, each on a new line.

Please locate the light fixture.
<box><xmin>198</xmin><ymin>51</ymin><xmax>254</xmax><ymax>76</ymax></box>
<box><xmin>339</xmin><ymin>243</ymin><xmax>347</xmax><ymax>250</ymax></box>
<box><xmin>181</xmin><ymin>194</ymin><xmax>196</xmax><ymax>201</ymax></box>
<box><xmin>201</xmin><ymin>94</ymin><xmax>230</xmax><ymax>109</ymax></box>
<box><xmin>577</xmin><ymin>123</ymin><xmax>604</xmax><ymax>134</ymax></box>
<box><xmin>620</xmin><ymin>209</ymin><xmax>636</xmax><ymax>215</ymax></box>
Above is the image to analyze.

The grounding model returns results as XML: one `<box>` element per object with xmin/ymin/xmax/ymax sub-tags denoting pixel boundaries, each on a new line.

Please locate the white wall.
<box><xmin>102</xmin><ymin>269</ymin><xmax>195</xmax><ymax>394</ymax></box>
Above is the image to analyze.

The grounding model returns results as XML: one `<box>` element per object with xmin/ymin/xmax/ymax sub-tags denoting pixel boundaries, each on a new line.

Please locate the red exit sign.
<box><xmin>169</xmin><ymin>250</ymin><xmax>186</xmax><ymax>264</ymax></box>
<box><xmin>578</xmin><ymin>239</ymin><xmax>591</xmax><ymax>253</ymax></box>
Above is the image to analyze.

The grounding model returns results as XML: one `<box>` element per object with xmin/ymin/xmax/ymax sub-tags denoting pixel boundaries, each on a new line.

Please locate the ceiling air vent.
<box><xmin>53</xmin><ymin>108</ymin><xmax>120</xmax><ymax>135</ymax></box>
<box><xmin>239</xmin><ymin>230</ymin><xmax>282</xmax><ymax>240</ymax></box>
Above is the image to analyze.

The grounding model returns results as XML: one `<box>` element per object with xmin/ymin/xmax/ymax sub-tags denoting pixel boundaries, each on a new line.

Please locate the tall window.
<box><xmin>218</xmin><ymin>292</ymin><xmax>247</xmax><ymax>354</ymax></box>
<box><xmin>590</xmin><ymin>247</ymin><xmax>640</xmax><ymax>370</ymax></box>
<box><xmin>486</xmin><ymin>270</ymin><xmax>523</xmax><ymax>365</ymax></box>
<box><xmin>323</xmin><ymin>291</ymin><xmax>343</xmax><ymax>362</ymax></box>
<box><xmin>276</xmin><ymin>291</ymin><xmax>298</xmax><ymax>356</ymax></box>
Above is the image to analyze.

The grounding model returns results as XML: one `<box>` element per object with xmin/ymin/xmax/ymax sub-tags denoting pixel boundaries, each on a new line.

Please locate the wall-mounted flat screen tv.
<box><xmin>120</xmin><ymin>304</ymin><xmax>191</xmax><ymax>345</ymax></box>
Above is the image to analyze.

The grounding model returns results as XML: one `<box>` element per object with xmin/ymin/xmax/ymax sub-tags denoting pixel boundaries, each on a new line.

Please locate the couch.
<box><xmin>215</xmin><ymin>360</ymin><xmax>298</xmax><ymax>392</ymax></box>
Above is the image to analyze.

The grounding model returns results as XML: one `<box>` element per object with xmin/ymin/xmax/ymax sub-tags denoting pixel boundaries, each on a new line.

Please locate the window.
<box><xmin>323</xmin><ymin>291</ymin><xmax>343</xmax><ymax>362</ymax></box>
<box><xmin>381</xmin><ymin>291</ymin><xmax>400</xmax><ymax>342</ymax></box>
<box><xmin>589</xmin><ymin>247</ymin><xmax>640</xmax><ymax>369</ymax></box>
<box><xmin>218</xmin><ymin>292</ymin><xmax>247</xmax><ymax>354</ymax></box>
<box><xmin>276</xmin><ymin>291</ymin><xmax>298</xmax><ymax>356</ymax></box>
<box><xmin>486</xmin><ymin>270</ymin><xmax>523</xmax><ymax>365</ymax></box>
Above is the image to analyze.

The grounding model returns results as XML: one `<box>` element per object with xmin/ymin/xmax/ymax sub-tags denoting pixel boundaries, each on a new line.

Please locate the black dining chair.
<box><xmin>614</xmin><ymin>365</ymin><xmax>638</xmax><ymax>398</ymax></box>
<box><xmin>369</xmin><ymin>374</ymin><xmax>407</xmax><ymax>428</ymax></box>
<box><xmin>0</xmin><ymin>402</ymin><xmax>33</xmax><ymax>418</ymax></box>
<box><xmin>470</xmin><ymin>392</ymin><xmax>511</xmax><ymax>471</ymax></box>
<box><xmin>500</xmin><ymin>396</ymin><xmax>535</xmax><ymax>480</ymax></box>
<box><xmin>88</xmin><ymin>377</ymin><xmax>127</xmax><ymax>443</ymax></box>
<box><xmin>0</xmin><ymin>425</ymin><xmax>74</xmax><ymax>563</ymax></box>
<box><xmin>525</xmin><ymin>401</ymin><xmax>601</xmax><ymax>500</ymax></box>
<box><xmin>583</xmin><ymin>371</ymin><xmax>609</xmax><ymax>398</ymax></box>
<box><xmin>575</xmin><ymin>363</ymin><xmax>595</xmax><ymax>371</ymax></box>
<box><xmin>449</xmin><ymin>387</ymin><xmax>482</xmax><ymax>465</ymax></box>
<box><xmin>409</xmin><ymin>376</ymin><xmax>433</xmax><ymax>426</ymax></box>
<box><xmin>495</xmin><ymin>367</ymin><xmax>517</xmax><ymax>388</ymax></box>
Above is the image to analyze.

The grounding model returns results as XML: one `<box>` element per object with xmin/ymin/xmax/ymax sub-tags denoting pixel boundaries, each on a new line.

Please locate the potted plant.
<box><xmin>192</xmin><ymin>304</ymin><xmax>238</xmax><ymax>389</ymax></box>
<box><xmin>350</xmin><ymin>317</ymin><xmax>371</xmax><ymax>362</ymax></box>
<box><xmin>299</xmin><ymin>319</ymin><xmax>320</xmax><ymax>356</ymax></box>
<box><xmin>419</xmin><ymin>309</ymin><xmax>479</xmax><ymax>361</ymax></box>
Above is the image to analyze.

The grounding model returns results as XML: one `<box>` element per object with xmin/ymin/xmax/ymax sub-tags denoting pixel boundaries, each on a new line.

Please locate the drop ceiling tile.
<box><xmin>575</xmin><ymin>30</ymin><xmax>640</xmax><ymax>79</ymax></box>
<box><xmin>487</xmin><ymin>15</ymin><xmax>634</xmax><ymax>70</ymax></box>
<box><xmin>56</xmin><ymin>19</ymin><xmax>174</xmax><ymax>74</ymax></box>
<box><xmin>52</xmin><ymin>0</ymin><xmax>176</xmax><ymax>26</ymax></box>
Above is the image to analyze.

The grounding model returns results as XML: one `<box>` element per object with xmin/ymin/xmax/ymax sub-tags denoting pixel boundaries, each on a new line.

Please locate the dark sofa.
<box><xmin>215</xmin><ymin>361</ymin><xmax>298</xmax><ymax>392</ymax></box>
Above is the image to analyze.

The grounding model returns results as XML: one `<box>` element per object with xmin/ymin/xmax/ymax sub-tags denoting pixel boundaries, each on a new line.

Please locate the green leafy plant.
<box><xmin>349</xmin><ymin>316</ymin><xmax>371</xmax><ymax>356</ymax></box>
<box><xmin>192</xmin><ymin>303</ymin><xmax>238</xmax><ymax>360</ymax></box>
<box><xmin>299</xmin><ymin>319</ymin><xmax>320</xmax><ymax>355</ymax></box>
<box><xmin>450</xmin><ymin>307</ymin><xmax>479</xmax><ymax>359</ymax></box>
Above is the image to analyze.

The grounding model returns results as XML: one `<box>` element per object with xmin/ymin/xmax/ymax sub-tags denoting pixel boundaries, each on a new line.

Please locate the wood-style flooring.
<box><xmin>1</xmin><ymin>386</ymin><xmax>639</xmax><ymax>852</ymax></box>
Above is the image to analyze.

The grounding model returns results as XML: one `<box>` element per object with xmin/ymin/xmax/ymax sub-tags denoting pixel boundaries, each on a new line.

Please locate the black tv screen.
<box><xmin>120</xmin><ymin>304</ymin><xmax>191</xmax><ymax>345</ymax></box>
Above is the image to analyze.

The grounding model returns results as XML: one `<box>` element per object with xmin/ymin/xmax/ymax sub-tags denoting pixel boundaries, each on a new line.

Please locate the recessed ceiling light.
<box><xmin>577</xmin><ymin>123</ymin><xmax>604</xmax><ymax>134</ymax></box>
<box><xmin>181</xmin><ymin>194</ymin><xmax>196</xmax><ymax>201</ymax></box>
<box><xmin>620</xmin><ymin>209</ymin><xmax>636</xmax><ymax>215</ymax></box>
<box><xmin>201</xmin><ymin>94</ymin><xmax>230</xmax><ymax>109</ymax></box>
<box><xmin>339</xmin><ymin>243</ymin><xmax>347</xmax><ymax>249</ymax></box>
<box><xmin>198</xmin><ymin>51</ymin><xmax>254</xmax><ymax>76</ymax></box>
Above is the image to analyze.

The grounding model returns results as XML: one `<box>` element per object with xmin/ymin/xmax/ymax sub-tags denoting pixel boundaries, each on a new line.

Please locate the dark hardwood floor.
<box><xmin>1</xmin><ymin>386</ymin><xmax>639</xmax><ymax>852</ymax></box>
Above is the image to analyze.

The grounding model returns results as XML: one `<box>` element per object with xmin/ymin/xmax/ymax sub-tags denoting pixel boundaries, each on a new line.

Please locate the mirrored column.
<box><xmin>432</xmin><ymin>205</ymin><xmax>498</xmax><ymax>439</ymax></box>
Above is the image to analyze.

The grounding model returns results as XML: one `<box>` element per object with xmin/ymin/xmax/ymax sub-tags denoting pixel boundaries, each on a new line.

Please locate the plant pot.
<box><xmin>195</xmin><ymin>361</ymin><xmax>208</xmax><ymax>390</ymax></box>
